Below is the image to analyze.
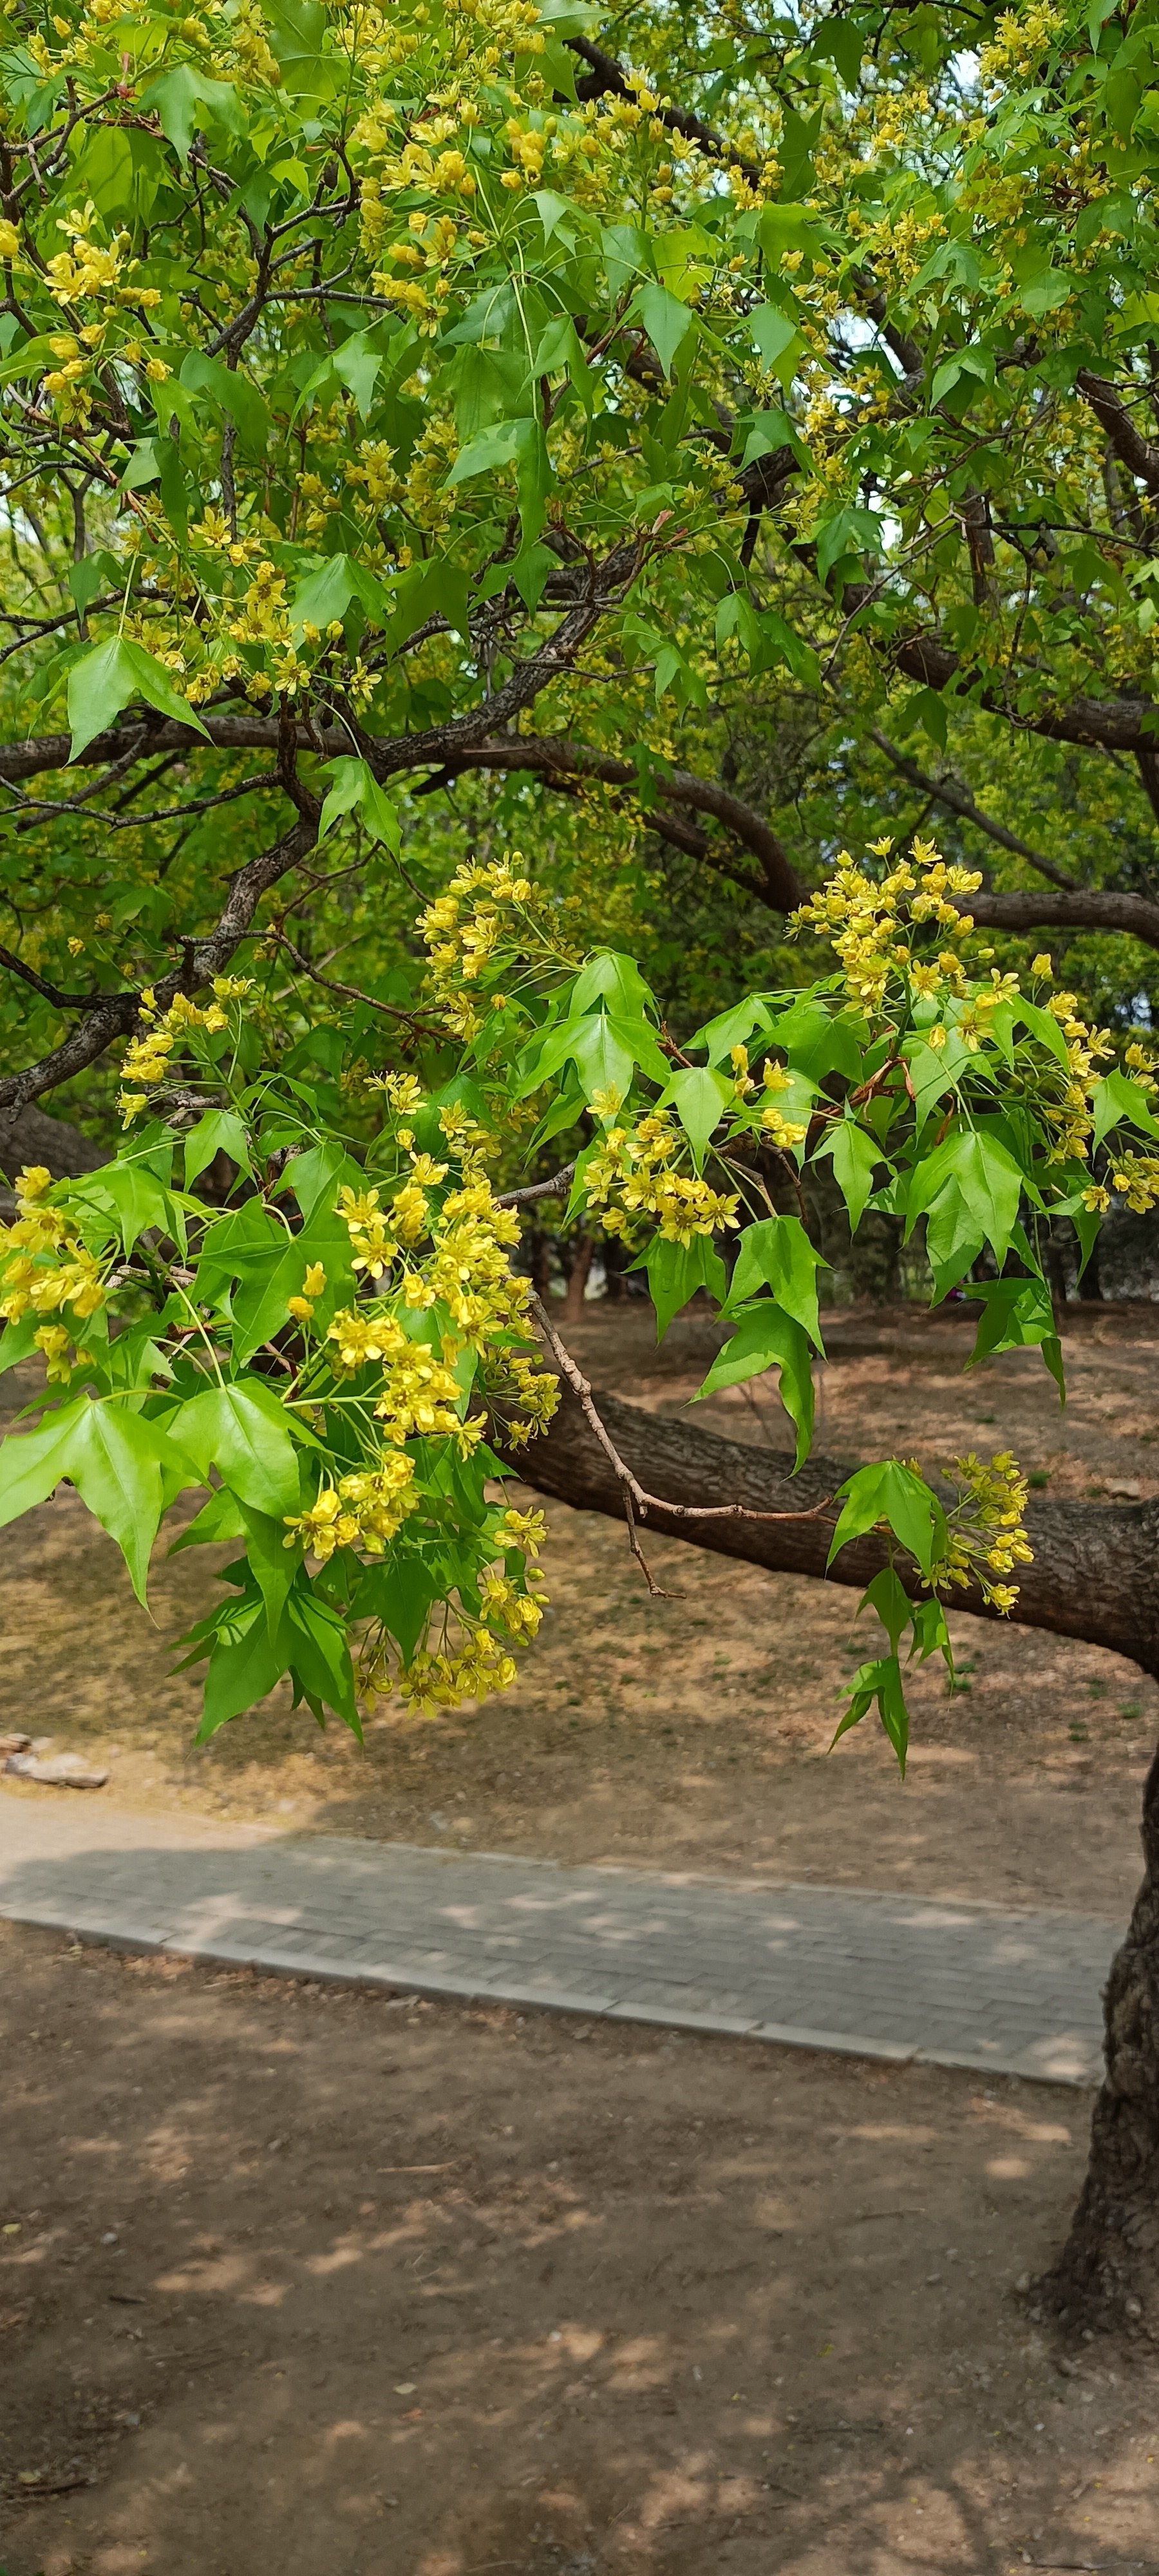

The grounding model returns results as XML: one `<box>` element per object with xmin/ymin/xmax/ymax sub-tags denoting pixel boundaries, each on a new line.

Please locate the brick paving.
<box><xmin>0</xmin><ymin>1792</ymin><xmax>1117</xmax><ymax>2084</ymax></box>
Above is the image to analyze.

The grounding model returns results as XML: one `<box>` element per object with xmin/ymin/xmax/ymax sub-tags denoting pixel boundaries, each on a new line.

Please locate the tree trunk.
<box><xmin>514</xmin><ymin>1381</ymin><xmax>1159</xmax><ymax>1666</ymax></box>
<box><xmin>0</xmin><ymin>1103</ymin><xmax>105</xmax><ymax>1189</ymax></box>
<box><xmin>1038</xmin><ymin>1751</ymin><xmax>1159</xmax><ymax>2334</ymax></box>
<box><xmin>513</xmin><ymin>1383</ymin><xmax>1159</xmax><ymax>2324</ymax></box>
<box><xmin>561</xmin><ymin>1231</ymin><xmax>594</xmax><ymax>1321</ymax></box>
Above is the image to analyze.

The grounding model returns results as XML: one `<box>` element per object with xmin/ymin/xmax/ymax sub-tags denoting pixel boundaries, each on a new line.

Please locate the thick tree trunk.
<box><xmin>514</xmin><ymin>1382</ymin><xmax>1159</xmax><ymax>2328</ymax></box>
<box><xmin>1039</xmin><ymin>1754</ymin><xmax>1159</xmax><ymax>2334</ymax></box>
<box><xmin>515</xmin><ymin>1381</ymin><xmax>1159</xmax><ymax>1666</ymax></box>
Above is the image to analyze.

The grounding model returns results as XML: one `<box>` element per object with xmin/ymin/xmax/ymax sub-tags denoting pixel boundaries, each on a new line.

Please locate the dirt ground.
<box><xmin>4</xmin><ymin>1917</ymin><xmax>1159</xmax><ymax>2576</ymax></box>
<box><xmin>1</xmin><ymin>1302</ymin><xmax>1156</xmax><ymax>1917</ymax></box>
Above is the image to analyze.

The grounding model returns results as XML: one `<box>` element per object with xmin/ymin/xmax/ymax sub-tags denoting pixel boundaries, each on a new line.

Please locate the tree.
<box><xmin>4</xmin><ymin>0</ymin><xmax>1159</xmax><ymax>2329</ymax></box>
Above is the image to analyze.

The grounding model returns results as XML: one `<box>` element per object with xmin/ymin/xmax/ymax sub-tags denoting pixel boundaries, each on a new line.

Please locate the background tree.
<box><xmin>5</xmin><ymin>0</ymin><xmax>1159</xmax><ymax>2333</ymax></box>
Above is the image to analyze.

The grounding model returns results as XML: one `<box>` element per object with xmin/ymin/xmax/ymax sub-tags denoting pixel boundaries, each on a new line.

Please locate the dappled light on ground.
<box><xmin>4</xmin><ymin>1922</ymin><xmax>1159</xmax><ymax>2575</ymax></box>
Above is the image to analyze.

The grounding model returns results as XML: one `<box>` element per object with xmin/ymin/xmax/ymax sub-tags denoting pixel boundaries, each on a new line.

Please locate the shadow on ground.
<box><xmin>3</xmin><ymin>1920</ymin><xmax>1158</xmax><ymax>2576</ymax></box>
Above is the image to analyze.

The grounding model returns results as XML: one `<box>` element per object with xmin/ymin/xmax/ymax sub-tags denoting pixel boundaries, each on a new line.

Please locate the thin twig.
<box><xmin>528</xmin><ymin>1291</ymin><xmax>838</xmax><ymax>1535</ymax></box>
<box><xmin>270</xmin><ymin>929</ymin><xmax>444</xmax><ymax>1035</ymax></box>
<box><xmin>495</xmin><ymin>1161</ymin><xmax>577</xmax><ymax>1208</ymax></box>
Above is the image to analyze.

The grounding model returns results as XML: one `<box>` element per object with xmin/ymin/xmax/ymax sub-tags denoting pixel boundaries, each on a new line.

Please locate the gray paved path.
<box><xmin>0</xmin><ymin>1792</ymin><xmax>1118</xmax><ymax>2085</ymax></box>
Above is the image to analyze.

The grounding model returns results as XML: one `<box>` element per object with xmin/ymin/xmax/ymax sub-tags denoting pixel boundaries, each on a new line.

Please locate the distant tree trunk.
<box><xmin>525</xmin><ymin>1226</ymin><xmax>554</xmax><ymax>1303</ymax></box>
<box><xmin>511</xmin><ymin>1381</ymin><xmax>1159</xmax><ymax>2327</ymax></box>
<box><xmin>561</xmin><ymin>1231</ymin><xmax>594</xmax><ymax>1321</ymax></box>
<box><xmin>0</xmin><ymin>1103</ymin><xmax>105</xmax><ymax>1187</ymax></box>
<box><xmin>602</xmin><ymin>1235</ymin><xmax>629</xmax><ymax>1300</ymax></box>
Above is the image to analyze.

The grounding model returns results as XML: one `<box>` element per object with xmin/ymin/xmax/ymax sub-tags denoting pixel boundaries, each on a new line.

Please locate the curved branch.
<box><xmin>0</xmin><ymin>551</ymin><xmax>642</xmax><ymax>791</ymax></box>
<box><xmin>961</xmin><ymin>886</ymin><xmax>1159</xmax><ymax>949</ymax></box>
<box><xmin>431</xmin><ymin>735</ymin><xmax>802</xmax><ymax>909</ymax></box>
<box><xmin>869</xmin><ymin>731</ymin><xmax>1079</xmax><ymax>891</ymax></box>
<box><xmin>1077</xmin><ymin>370</ymin><xmax>1159</xmax><ymax>498</ymax></box>
<box><xmin>567</xmin><ymin>37</ymin><xmax>761</xmax><ymax>184</ymax></box>
<box><xmin>889</xmin><ymin>629</ymin><xmax>1159</xmax><ymax>754</ymax></box>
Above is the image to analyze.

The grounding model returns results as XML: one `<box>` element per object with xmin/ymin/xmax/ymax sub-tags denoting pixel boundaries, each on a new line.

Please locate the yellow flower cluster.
<box><xmin>355</xmin><ymin>1505</ymin><xmax>549</xmax><ymax>1714</ymax></box>
<box><xmin>284</xmin><ymin>1455</ymin><xmax>419</xmax><ymax>1560</ymax></box>
<box><xmin>1037</xmin><ymin>987</ymin><xmax>1114</xmax><ymax>1166</ymax></box>
<box><xmin>1094</xmin><ymin>1153</ymin><xmax>1159</xmax><ymax>1217</ymax></box>
<box><xmin>0</xmin><ymin>1165</ymin><xmax>104</xmax><ymax>1343</ymax></box>
<box><xmin>585</xmin><ymin>1112</ymin><xmax>739</xmax><ymax>1247</ymax></box>
<box><xmin>979</xmin><ymin>3</ymin><xmax>1064</xmax><ymax>93</ymax></box>
<box><xmin>760</xmin><ymin>1060</ymin><xmax>809</xmax><ymax>1152</ymax></box>
<box><xmin>934</xmin><ymin>1452</ymin><xmax>1034</xmax><ymax>1614</ymax></box>
<box><xmin>419</xmin><ymin>851</ymin><xmax>575</xmax><ymax>1038</ymax></box>
<box><xmin>792</xmin><ymin>835</ymin><xmax>983</xmax><ymax>1011</ymax></box>
<box><xmin>118</xmin><ymin>980</ymin><xmax>252</xmax><ymax>1122</ymax></box>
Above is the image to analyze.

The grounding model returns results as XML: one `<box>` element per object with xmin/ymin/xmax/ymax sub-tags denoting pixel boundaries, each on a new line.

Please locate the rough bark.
<box><xmin>514</xmin><ymin>1381</ymin><xmax>1159</xmax><ymax>1667</ymax></box>
<box><xmin>1039</xmin><ymin>1753</ymin><xmax>1159</xmax><ymax>2335</ymax></box>
<box><xmin>513</xmin><ymin>1381</ymin><xmax>1159</xmax><ymax>2332</ymax></box>
<box><xmin>0</xmin><ymin>1103</ymin><xmax>106</xmax><ymax>1189</ymax></box>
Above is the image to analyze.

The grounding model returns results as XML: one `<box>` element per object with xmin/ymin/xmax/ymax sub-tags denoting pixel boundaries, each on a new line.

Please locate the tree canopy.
<box><xmin>5</xmin><ymin>0</ymin><xmax>1159</xmax><ymax>1759</ymax></box>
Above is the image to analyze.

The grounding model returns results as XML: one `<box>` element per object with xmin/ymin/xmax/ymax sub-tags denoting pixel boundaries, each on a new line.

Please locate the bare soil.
<box><xmin>4</xmin><ymin>1918</ymin><xmax>1159</xmax><ymax>2576</ymax></box>
<box><xmin>2</xmin><ymin>1303</ymin><xmax>1156</xmax><ymax>1917</ymax></box>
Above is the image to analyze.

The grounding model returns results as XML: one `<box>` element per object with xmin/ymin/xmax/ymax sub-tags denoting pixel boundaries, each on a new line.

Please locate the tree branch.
<box><xmin>495</xmin><ymin>1162</ymin><xmax>578</xmax><ymax>1208</ymax></box>
<box><xmin>270</xmin><ymin>929</ymin><xmax>444</xmax><ymax>1034</ymax></box>
<box><xmin>430</xmin><ymin>735</ymin><xmax>802</xmax><ymax>910</ymax></box>
<box><xmin>0</xmin><ymin>816</ymin><xmax>319</xmax><ymax>1116</ymax></box>
<box><xmin>963</xmin><ymin>886</ymin><xmax>1159</xmax><ymax>949</ymax></box>
<box><xmin>869</xmin><ymin>731</ymin><xmax>1080</xmax><ymax>891</ymax></box>
<box><xmin>1078</xmin><ymin>369</ymin><xmax>1159</xmax><ymax>497</ymax></box>
<box><xmin>513</xmin><ymin>1379</ymin><xmax>1159</xmax><ymax>1673</ymax></box>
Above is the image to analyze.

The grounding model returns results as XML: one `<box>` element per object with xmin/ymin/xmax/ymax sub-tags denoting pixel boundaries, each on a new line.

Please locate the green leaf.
<box><xmin>1091</xmin><ymin>1066</ymin><xmax>1159</xmax><ymax>1148</ymax></box>
<box><xmin>286</xmin><ymin>1587</ymin><xmax>360</xmax><ymax>1732</ymax></box>
<box><xmin>571</xmin><ymin>951</ymin><xmax>658</xmax><ymax>1021</ymax></box>
<box><xmin>639</xmin><ymin>1234</ymin><xmax>728</xmax><ymax>1340</ymax></box>
<box><xmin>857</xmin><ymin>1565</ymin><xmax>914</xmax><ymax>1658</ymax></box>
<box><xmin>183</xmin><ymin>1110</ymin><xmax>252</xmax><ymax>1191</ymax></box>
<box><xmin>194</xmin><ymin>1593</ymin><xmax>290</xmax><ymax>1740</ymax></box>
<box><xmin>176</xmin><ymin>1380</ymin><xmax>305</xmax><ymax>1519</ymax></box>
<box><xmin>689</xmin><ymin>995</ymin><xmax>776</xmax><ymax>1065</ymax></box>
<box><xmin>0</xmin><ymin>1399</ymin><xmax>86</xmax><ymax>1528</ymax></box>
<box><xmin>68</xmin><ymin>1159</ymin><xmax>187</xmax><ymax>1258</ymax></box>
<box><xmin>815</xmin><ymin>1118</ymin><xmax>881</xmax><ymax>1231</ymax></box>
<box><xmin>657</xmin><ymin>1065</ymin><xmax>734</xmax><ymax>1168</ymax></box>
<box><xmin>332</xmin><ymin>328</ymin><xmax>384</xmax><ymax>419</ymax></box>
<box><xmin>827</xmin><ymin>1460</ymin><xmax>947</xmax><ymax>1580</ymax></box>
<box><xmin>317</xmin><ymin>755</ymin><xmax>400</xmax><ymax>852</ymax></box>
<box><xmin>967</xmin><ymin>1278</ymin><xmax>1065</xmax><ymax>1399</ymax></box>
<box><xmin>831</xmin><ymin>1652</ymin><xmax>910</xmax><ymax>1774</ymax></box>
<box><xmin>265</xmin><ymin>0</ymin><xmax>336</xmax><ymax>100</ymax></box>
<box><xmin>693</xmin><ymin>1303</ymin><xmax>816</xmax><ymax>1468</ymax></box>
<box><xmin>179</xmin><ymin>350</ymin><xmax>270</xmax><ymax>458</ymax></box>
<box><xmin>140</xmin><ymin>65</ymin><xmax>243</xmax><ymax>162</ymax></box>
<box><xmin>356</xmin><ymin>1551</ymin><xmax>439</xmax><ymax>1665</ymax></box>
<box><xmin>57</xmin><ymin>1400</ymin><xmax>175</xmax><ymax>1606</ymax></box>
<box><xmin>726</xmin><ymin>1215</ymin><xmax>827</xmax><ymax>1349</ymax></box>
<box><xmin>241</xmin><ymin>1502</ymin><xmax>299</xmax><ymax>1643</ymax></box>
<box><xmin>632</xmin><ymin>279</ymin><xmax>696</xmax><ymax>378</ymax></box>
<box><xmin>67</xmin><ymin>549</ymin><xmax>118</xmax><ymax>616</ymax></box>
<box><xmin>67</xmin><ymin>638</ymin><xmax>210</xmax><ymax>762</ymax></box>
<box><xmin>905</xmin><ymin>1128</ymin><xmax>1025</xmax><ymax>1269</ymax></box>
<box><xmin>281</xmin><ymin>1139</ymin><xmax>364</xmax><ymax>1226</ymax></box>
<box><xmin>0</xmin><ymin>1309</ymin><xmax>43</xmax><ymax>1378</ymax></box>
<box><xmin>168</xmin><ymin>1482</ymin><xmax>247</xmax><ymax>1554</ymax></box>
<box><xmin>749</xmin><ymin>302</ymin><xmax>799</xmax><ymax>370</ymax></box>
